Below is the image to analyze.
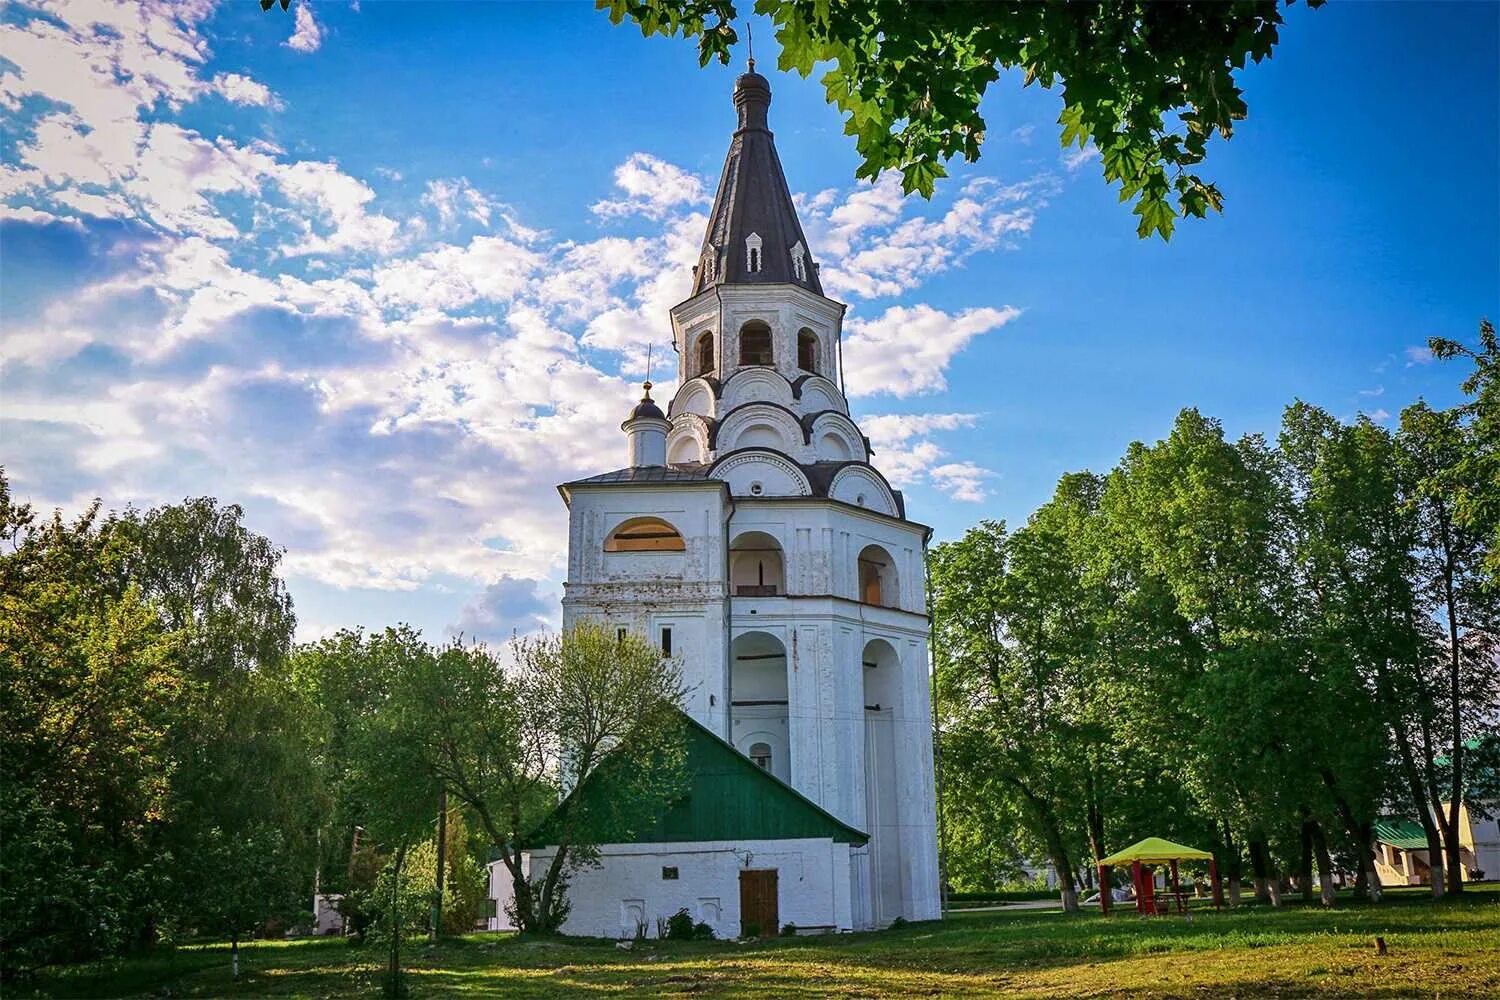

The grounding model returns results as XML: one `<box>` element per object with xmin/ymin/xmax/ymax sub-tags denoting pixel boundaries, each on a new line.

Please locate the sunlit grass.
<box><xmin>29</xmin><ymin>883</ymin><xmax>1500</xmax><ymax>998</ymax></box>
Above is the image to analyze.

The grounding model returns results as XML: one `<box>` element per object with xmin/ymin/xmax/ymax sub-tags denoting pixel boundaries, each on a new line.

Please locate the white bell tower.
<box><xmin>557</xmin><ymin>62</ymin><xmax>940</xmax><ymax>929</ymax></box>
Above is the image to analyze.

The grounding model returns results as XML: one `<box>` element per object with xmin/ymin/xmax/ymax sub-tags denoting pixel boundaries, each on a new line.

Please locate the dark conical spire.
<box><xmin>690</xmin><ymin>65</ymin><xmax>823</xmax><ymax>296</ymax></box>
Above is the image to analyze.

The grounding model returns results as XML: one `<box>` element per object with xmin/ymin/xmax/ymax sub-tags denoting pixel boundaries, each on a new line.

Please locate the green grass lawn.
<box><xmin>30</xmin><ymin>885</ymin><xmax>1500</xmax><ymax>999</ymax></box>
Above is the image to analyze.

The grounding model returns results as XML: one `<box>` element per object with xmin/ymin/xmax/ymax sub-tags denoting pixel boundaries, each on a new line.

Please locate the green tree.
<box><xmin>0</xmin><ymin>483</ymin><xmax>179</xmax><ymax>976</ymax></box>
<box><xmin>1</xmin><ymin>481</ymin><xmax>314</xmax><ymax>977</ymax></box>
<box><xmin>1398</xmin><ymin>400</ymin><xmax>1499</xmax><ymax>895</ymax></box>
<box><xmin>1103</xmin><ymin>410</ymin><xmax>1309</xmax><ymax>904</ymax></box>
<box><xmin>600</xmin><ymin>0</ymin><xmax>1319</xmax><ymax>239</ymax></box>
<box><xmin>931</xmin><ymin>516</ymin><xmax>1094</xmax><ymax>912</ymax></box>
<box><xmin>396</xmin><ymin>624</ymin><xmax>687</xmax><ymax>933</ymax></box>
<box><xmin>115</xmin><ymin>498</ymin><xmax>314</xmax><ymax>969</ymax></box>
<box><xmin>1430</xmin><ymin>319</ymin><xmax>1500</xmax><ymax>584</ymax></box>
<box><xmin>322</xmin><ymin>626</ymin><xmax>440</xmax><ymax>997</ymax></box>
<box><xmin>1278</xmin><ymin>403</ymin><xmax>1417</xmax><ymax>900</ymax></box>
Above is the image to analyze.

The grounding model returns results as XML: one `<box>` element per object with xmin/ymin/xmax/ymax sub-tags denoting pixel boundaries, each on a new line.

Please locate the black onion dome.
<box><xmin>629</xmin><ymin>383</ymin><xmax>666</xmax><ymax>421</ymax></box>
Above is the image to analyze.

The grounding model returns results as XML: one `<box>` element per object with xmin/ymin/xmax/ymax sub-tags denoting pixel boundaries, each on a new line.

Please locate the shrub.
<box><xmin>692</xmin><ymin>921</ymin><xmax>715</xmax><ymax>940</ymax></box>
<box><xmin>743</xmin><ymin>920</ymin><xmax>761</xmax><ymax>938</ymax></box>
<box><xmin>889</xmin><ymin>916</ymin><xmax>908</xmax><ymax>930</ymax></box>
<box><xmin>780</xmin><ymin>922</ymin><xmax>797</xmax><ymax>937</ymax></box>
<box><xmin>665</xmin><ymin>908</ymin><xmax>696</xmax><ymax>941</ymax></box>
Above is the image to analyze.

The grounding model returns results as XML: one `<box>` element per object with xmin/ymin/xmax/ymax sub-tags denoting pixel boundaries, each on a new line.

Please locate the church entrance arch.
<box><xmin>862</xmin><ymin>637</ymin><xmax>905</xmax><ymax>924</ymax></box>
<box><xmin>730</xmin><ymin>630</ymin><xmax>790</xmax><ymax>784</ymax></box>
<box><xmin>729</xmin><ymin>530</ymin><xmax>784</xmax><ymax>596</ymax></box>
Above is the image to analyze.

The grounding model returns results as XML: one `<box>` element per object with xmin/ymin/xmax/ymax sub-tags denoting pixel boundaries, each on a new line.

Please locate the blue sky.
<box><xmin>2</xmin><ymin>1</ymin><xmax>1496</xmax><ymax>643</ymax></box>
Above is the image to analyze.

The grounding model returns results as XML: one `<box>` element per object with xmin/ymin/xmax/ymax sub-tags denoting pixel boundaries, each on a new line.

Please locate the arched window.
<box><xmin>696</xmin><ymin>332</ymin><xmax>714</xmax><ymax>376</ymax></box>
<box><xmin>790</xmin><ymin>241</ymin><xmax>807</xmax><ymax>282</ymax></box>
<box><xmin>739</xmin><ymin>321</ymin><xmax>773</xmax><ymax>366</ymax></box>
<box><xmin>604</xmin><ymin>517</ymin><xmax>686</xmax><ymax>552</ymax></box>
<box><xmin>797</xmin><ymin>329</ymin><xmax>818</xmax><ymax>373</ymax></box>
<box><xmin>749</xmin><ymin>742</ymin><xmax>772</xmax><ymax>771</ymax></box>
<box><xmin>857</xmin><ymin>544</ymin><xmax>899</xmax><ymax>608</ymax></box>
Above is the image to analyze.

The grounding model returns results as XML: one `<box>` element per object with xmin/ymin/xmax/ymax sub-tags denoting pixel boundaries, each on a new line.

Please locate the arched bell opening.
<box><xmin>797</xmin><ymin>328</ymin><xmax>819</xmax><ymax>374</ymax></box>
<box><xmin>738</xmin><ymin>320</ymin><xmax>774</xmax><ymax>366</ymax></box>
<box><xmin>730</xmin><ymin>530</ymin><xmax>784</xmax><ymax>596</ymax></box>
<box><xmin>604</xmin><ymin>516</ymin><xmax>686</xmax><ymax>552</ymax></box>
<box><xmin>695</xmin><ymin>331</ymin><xmax>715</xmax><ymax>377</ymax></box>
<box><xmin>857</xmin><ymin>544</ymin><xmax>900</xmax><ymax>608</ymax></box>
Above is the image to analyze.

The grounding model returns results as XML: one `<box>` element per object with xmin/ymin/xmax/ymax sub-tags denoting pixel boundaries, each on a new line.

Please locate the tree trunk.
<box><xmin>1019</xmin><ymin>783</ymin><xmax>1078</xmax><ymax>914</ymax></box>
<box><xmin>1321</xmin><ymin>768</ymin><xmax>1381</xmax><ymax>901</ymax></box>
<box><xmin>1222</xmin><ymin>820</ymin><xmax>1242</xmax><ymax>906</ymax></box>
<box><xmin>231</xmin><ymin>929</ymin><xmax>239</xmax><ymax>980</ymax></box>
<box><xmin>1248</xmin><ymin>838</ymin><xmax>1275</xmax><ymax>905</ymax></box>
<box><xmin>387</xmin><ymin>842</ymin><xmax>408</xmax><ymax>999</ymax></box>
<box><xmin>432</xmin><ymin>792</ymin><xmax>447</xmax><ymax>940</ymax></box>
<box><xmin>1299</xmin><ymin>817</ymin><xmax>1315</xmax><ymax>902</ymax></box>
<box><xmin>1436</xmin><ymin>501</ymin><xmax>1466</xmax><ymax>895</ymax></box>
<box><xmin>1084</xmin><ymin>764</ymin><xmax>1106</xmax><ymax>869</ymax></box>
<box><xmin>1309</xmin><ymin>819</ymin><xmax>1336</xmax><ymax>906</ymax></box>
<box><xmin>1438</xmin><ymin>809</ymin><xmax>1465</xmax><ymax>895</ymax></box>
<box><xmin>1391</xmin><ymin>719</ymin><xmax>1446</xmax><ymax>898</ymax></box>
<box><xmin>1347</xmin><ymin>820</ymin><xmax>1383</xmax><ymax>901</ymax></box>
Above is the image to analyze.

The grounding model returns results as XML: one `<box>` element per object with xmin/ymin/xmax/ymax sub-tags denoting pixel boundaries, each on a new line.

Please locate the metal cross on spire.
<box><xmin>746</xmin><ymin>21</ymin><xmax>754</xmax><ymax>72</ymax></box>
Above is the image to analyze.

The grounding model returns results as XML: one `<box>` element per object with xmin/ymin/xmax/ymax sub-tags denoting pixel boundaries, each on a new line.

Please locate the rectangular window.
<box><xmin>616</xmin><ymin>626</ymin><xmax>627</xmax><ymax>642</ymax></box>
<box><xmin>662</xmin><ymin>866</ymin><xmax>679</xmax><ymax>880</ymax></box>
<box><xmin>661</xmin><ymin>627</ymin><xmax>673</xmax><ymax>656</ymax></box>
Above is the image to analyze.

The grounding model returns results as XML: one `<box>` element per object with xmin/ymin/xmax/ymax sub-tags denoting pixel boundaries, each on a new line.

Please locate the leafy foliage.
<box><xmin>0</xmin><ymin>480</ymin><xmax>315</xmax><ymax>979</ymax></box>
<box><xmin>599</xmin><ymin>0</ymin><xmax>1321</xmax><ymax>239</ymax></box>
<box><xmin>934</xmin><ymin>330</ymin><xmax>1496</xmax><ymax>905</ymax></box>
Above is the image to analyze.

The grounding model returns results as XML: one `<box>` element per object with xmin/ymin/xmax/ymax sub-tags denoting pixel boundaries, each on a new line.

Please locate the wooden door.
<box><xmin>738</xmin><ymin>869</ymin><xmax>779</xmax><ymax>937</ymax></box>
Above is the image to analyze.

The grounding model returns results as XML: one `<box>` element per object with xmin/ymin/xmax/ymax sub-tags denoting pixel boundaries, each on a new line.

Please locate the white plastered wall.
<box><xmin>524</xmin><ymin>838</ymin><xmax>853</xmax><ymax>940</ymax></box>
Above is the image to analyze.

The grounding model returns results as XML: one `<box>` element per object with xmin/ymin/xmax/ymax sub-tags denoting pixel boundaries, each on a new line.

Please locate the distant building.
<box><xmin>491</xmin><ymin>61</ymin><xmax>940</xmax><ymax>939</ymax></box>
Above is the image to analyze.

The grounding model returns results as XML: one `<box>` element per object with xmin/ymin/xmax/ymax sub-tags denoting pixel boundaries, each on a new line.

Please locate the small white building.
<box><xmin>505</xmin><ymin>62</ymin><xmax>942</xmax><ymax>938</ymax></box>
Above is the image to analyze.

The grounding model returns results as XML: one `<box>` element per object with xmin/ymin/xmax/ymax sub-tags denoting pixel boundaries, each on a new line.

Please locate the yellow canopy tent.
<box><xmin>1097</xmin><ymin>837</ymin><xmax>1220</xmax><ymax>915</ymax></box>
<box><xmin>1100</xmin><ymin>837</ymin><xmax>1214</xmax><ymax>866</ymax></box>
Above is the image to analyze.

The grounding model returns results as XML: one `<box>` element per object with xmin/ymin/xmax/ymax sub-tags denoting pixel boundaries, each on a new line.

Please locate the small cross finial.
<box><xmin>746</xmin><ymin>21</ymin><xmax>754</xmax><ymax>72</ymax></box>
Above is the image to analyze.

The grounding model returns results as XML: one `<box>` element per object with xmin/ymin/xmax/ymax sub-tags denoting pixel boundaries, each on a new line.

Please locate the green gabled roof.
<box><xmin>1373</xmin><ymin>817</ymin><xmax>1429</xmax><ymax>851</ymax></box>
<box><xmin>523</xmin><ymin>709</ymin><xmax>868</xmax><ymax>848</ymax></box>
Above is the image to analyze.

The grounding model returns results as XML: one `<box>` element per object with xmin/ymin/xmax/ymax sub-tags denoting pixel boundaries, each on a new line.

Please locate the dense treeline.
<box><xmin>0</xmin><ymin>491</ymin><xmax>317</xmax><ymax>975</ymax></box>
<box><xmin>933</xmin><ymin>323</ymin><xmax>1500</xmax><ymax>910</ymax></box>
<box><xmin>0</xmin><ymin>484</ymin><xmax>682</xmax><ymax>990</ymax></box>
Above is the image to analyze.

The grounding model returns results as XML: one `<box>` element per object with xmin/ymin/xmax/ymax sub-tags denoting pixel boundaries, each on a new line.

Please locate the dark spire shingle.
<box><xmin>690</xmin><ymin>67</ymin><xmax>823</xmax><ymax>296</ymax></box>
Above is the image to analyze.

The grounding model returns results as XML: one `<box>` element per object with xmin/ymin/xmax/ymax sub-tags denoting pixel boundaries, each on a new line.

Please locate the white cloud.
<box><xmin>805</xmin><ymin>173</ymin><xmax>1057</xmax><ymax>300</ymax></box>
<box><xmin>286</xmin><ymin>3</ymin><xmax>323</xmax><ymax>54</ymax></box>
<box><xmin>274</xmin><ymin>159</ymin><xmax>400</xmax><ymax>255</ymax></box>
<box><xmin>212</xmin><ymin>72</ymin><xmax>280</xmax><ymax>108</ymax></box>
<box><xmin>843</xmin><ymin>304</ymin><xmax>1021</xmax><ymax>397</ymax></box>
<box><xmin>422</xmin><ymin>177</ymin><xmax>502</xmax><ymax>229</ymax></box>
<box><xmin>1063</xmin><ymin>144</ymin><xmax>1101</xmax><ymax>172</ymax></box>
<box><xmin>930</xmin><ymin>462</ymin><xmax>991</xmax><ymax>502</ymax></box>
<box><xmin>861</xmin><ymin>413</ymin><xmax>990</xmax><ymax>500</ymax></box>
<box><xmin>371</xmin><ymin>235</ymin><xmax>545</xmax><ymax>312</ymax></box>
<box><xmin>591</xmin><ymin>153</ymin><xmax>707</xmax><ymax>220</ymax></box>
<box><xmin>0</xmin><ymin>204</ymin><xmax>81</xmax><ymax>228</ymax></box>
<box><xmin>1404</xmin><ymin>345</ymin><xmax>1435</xmax><ymax>366</ymax></box>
